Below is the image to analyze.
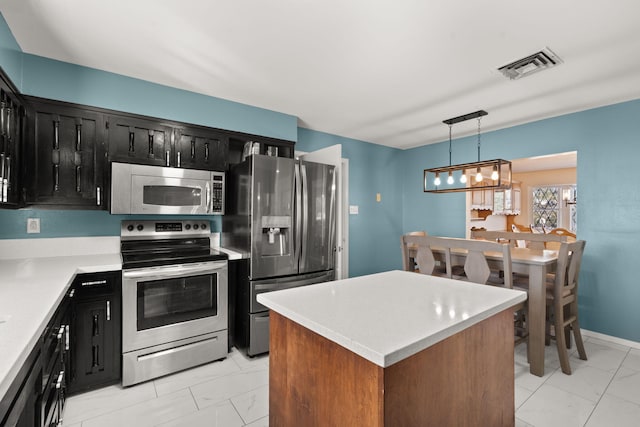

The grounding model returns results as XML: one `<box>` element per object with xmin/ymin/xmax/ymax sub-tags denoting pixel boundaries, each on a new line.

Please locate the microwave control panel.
<box><xmin>211</xmin><ymin>172</ymin><xmax>225</xmax><ymax>214</ymax></box>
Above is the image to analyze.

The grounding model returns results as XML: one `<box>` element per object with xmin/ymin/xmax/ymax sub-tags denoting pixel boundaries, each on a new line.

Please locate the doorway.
<box><xmin>465</xmin><ymin>151</ymin><xmax>577</xmax><ymax>235</ymax></box>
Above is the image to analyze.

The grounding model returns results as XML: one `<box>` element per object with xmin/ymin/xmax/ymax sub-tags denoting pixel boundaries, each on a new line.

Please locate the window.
<box><xmin>531</xmin><ymin>185</ymin><xmax>576</xmax><ymax>232</ymax></box>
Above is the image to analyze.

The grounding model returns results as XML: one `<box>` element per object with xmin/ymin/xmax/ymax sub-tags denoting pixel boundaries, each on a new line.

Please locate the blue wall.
<box><xmin>0</xmin><ymin>13</ymin><xmax>22</xmax><ymax>87</ymax></box>
<box><xmin>296</xmin><ymin>129</ymin><xmax>404</xmax><ymax>278</ymax></box>
<box><xmin>401</xmin><ymin>99</ymin><xmax>640</xmax><ymax>342</ymax></box>
<box><xmin>2</xmin><ymin>11</ymin><xmax>640</xmax><ymax>343</ymax></box>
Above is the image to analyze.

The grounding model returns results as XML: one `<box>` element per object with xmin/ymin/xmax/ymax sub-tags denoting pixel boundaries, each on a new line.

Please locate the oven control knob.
<box><xmin>137</xmin><ymin>224</ymin><xmax>144</xmax><ymax>231</ymax></box>
<box><xmin>193</xmin><ymin>224</ymin><xmax>199</xmax><ymax>230</ymax></box>
<box><xmin>127</xmin><ymin>225</ymin><xmax>134</xmax><ymax>232</ymax></box>
<box><xmin>201</xmin><ymin>223</ymin><xmax>207</xmax><ymax>230</ymax></box>
<box><xmin>185</xmin><ymin>224</ymin><xmax>191</xmax><ymax>230</ymax></box>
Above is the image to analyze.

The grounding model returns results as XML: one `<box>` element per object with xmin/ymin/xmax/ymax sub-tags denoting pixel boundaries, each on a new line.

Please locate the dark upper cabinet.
<box><xmin>0</xmin><ymin>69</ymin><xmax>26</xmax><ymax>208</ymax></box>
<box><xmin>106</xmin><ymin>114</ymin><xmax>173</xmax><ymax>167</ymax></box>
<box><xmin>25</xmin><ymin>97</ymin><xmax>106</xmax><ymax>208</ymax></box>
<box><xmin>174</xmin><ymin>126</ymin><xmax>228</xmax><ymax>171</ymax></box>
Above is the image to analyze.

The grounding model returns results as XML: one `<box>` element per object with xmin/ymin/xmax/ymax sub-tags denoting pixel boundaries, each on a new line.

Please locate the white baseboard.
<box><xmin>582</xmin><ymin>329</ymin><xmax>640</xmax><ymax>350</ymax></box>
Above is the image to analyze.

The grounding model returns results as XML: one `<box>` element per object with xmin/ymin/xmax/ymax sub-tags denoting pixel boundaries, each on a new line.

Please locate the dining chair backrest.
<box><xmin>512</xmin><ymin>223</ymin><xmax>533</xmax><ymax>233</ymax></box>
<box><xmin>548</xmin><ymin>228</ymin><xmax>576</xmax><ymax>239</ymax></box>
<box><xmin>401</xmin><ymin>234</ymin><xmax>453</xmax><ymax>277</ymax></box>
<box><xmin>553</xmin><ymin>240</ymin><xmax>586</xmax><ymax>303</ymax></box>
<box><xmin>437</xmin><ymin>237</ymin><xmax>513</xmax><ymax>288</ymax></box>
<box><xmin>471</xmin><ymin>230</ymin><xmax>567</xmax><ymax>250</ymax></box>
<box><xmin>400</xmin><ymin>231</ymin><xmax>427</xmax><ymax>272</ymax></box>
<box><xmin>546</xmin><ymin>228</ymin><xmax>576</xmax><ymax>250</ymax></box>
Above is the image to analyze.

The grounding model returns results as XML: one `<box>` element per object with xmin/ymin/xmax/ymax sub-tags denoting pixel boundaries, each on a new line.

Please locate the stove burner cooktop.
<box><xmin>120</xmin><ymin>220</ymin><xmax>227</xmax><ymax>269</ymax></box>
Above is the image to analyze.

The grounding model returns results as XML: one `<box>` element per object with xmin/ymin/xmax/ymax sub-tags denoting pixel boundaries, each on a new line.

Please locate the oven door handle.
<box><xmin>123</xmin><ymin>262</ymin><xmax>226</xmax><ymax>280</ymax></box>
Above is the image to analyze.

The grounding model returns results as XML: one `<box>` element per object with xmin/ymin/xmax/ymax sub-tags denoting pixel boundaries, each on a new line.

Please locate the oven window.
<box><xmin>137</xmin><ymin>273</ymin><xmax>217</xmax><ymax>331</ymax></box>
<box><xmin>143</xmin><ymin>185</ymin><xmax>202</xmax><ymax>206</ymax></box>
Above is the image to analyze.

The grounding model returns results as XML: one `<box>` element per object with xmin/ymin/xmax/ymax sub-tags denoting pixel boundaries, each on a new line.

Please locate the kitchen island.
<box><xmin>257</xmin><ymin>270</ymin><xmax>527</xmax><ymax>427</ymax></box>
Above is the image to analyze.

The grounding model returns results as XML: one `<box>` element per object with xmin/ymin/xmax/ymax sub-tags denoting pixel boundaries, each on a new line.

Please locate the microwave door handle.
<box><xmin>206</xmin><ymin>182</ymin><xmax>211</xmax><ymax>213</ymax></box>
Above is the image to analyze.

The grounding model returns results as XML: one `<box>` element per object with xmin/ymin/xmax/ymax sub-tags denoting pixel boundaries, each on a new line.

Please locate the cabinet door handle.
<box><xmin>65</xmin><ymin>325</ymin><xmax>70</xmax><ymax>351</ymax></box>
<box><xmin>165</xmin><ymin>150</ymin><xmax>170</xmax><ymax>166</ymax></box>
<box><xmin>92</xmin><ymin>345</ymin><xmax>99</xmax><ymax>368</ymax></box>
<box><xmin>57</xmin><ymin>325</ymin><xmax>65</xmax><ymax>340</ymax></box>
<box><xmin>76</xmin><ymin>123</ymin><xmax>82</xmax><ymax>151</ymax></box>
<box><xmin>0</xmin><ymin>101</ymin><xmax>5</xmax><ymax>136</ymax></box>
<box><xmin>96</xmin><ymin>186</ymin><xmax>101</xmax><ymax>206</ymax></box>
<box><xmin>53</xmin><ymin>120</ymin><xmax>60</xmax><ymax>150</ymax></box>
<box><xmin>204</xmin><ymin>142</ymin><xmax>209</xmax><ymax>160</ymax></box>
<box><xmin>106</xmin><ymin>300</ymin><xmax>111</xmax><ymax>321</ymax></box>
<box><xmin>76</xmin><ymin>165</ymin><xmax>81</xmax><ymax>192</ymax></box>
<box><xmin>128</xmin><ymin>131</ymin><xmax>135</xmax><ymax>153</ymax></box>
<box><xmin>191</xmin><ymin>139</ymin><xmax>196</xmax><ymax>159</ymax></box>
<box><xmin>148</xmin><ymin>132</ymin><xmax>154</xmax><ymax>156</ymax></box>
<box><xmin>92</xmin><ymin>314</ymin><xmax>99</xmax><ymax>336</ymax></box>
<box><xmin>177</xmin><ymin>151</ymin><xmax>181</xmax><ymax>168</ymax></box>
<box><xmin>5</xmin><ymin>107</ymin><xmax>10</xmax><ymax>137</ymax></box>
<box><xmin>54</xmin><ymin>164</ymin><xmax>59</xmax><ymax>192</ymax></box>
<box><xmin>55</xmin><ymin>370</ymin><xmax>64</xmax><ymax>389</ymax></box>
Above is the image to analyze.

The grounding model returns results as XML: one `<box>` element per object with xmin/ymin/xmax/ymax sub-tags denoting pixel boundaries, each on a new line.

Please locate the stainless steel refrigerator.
<box><xmin>223</xmin><ymin>154</ymin><xmax>336</xmax><ymax>355</ymax></box>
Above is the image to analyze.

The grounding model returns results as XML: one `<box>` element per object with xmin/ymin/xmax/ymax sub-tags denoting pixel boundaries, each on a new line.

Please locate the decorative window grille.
<box><xmin>531</xmin><ymin>185</ymin><xmax>576</xmax><ymax>233</ymax></box>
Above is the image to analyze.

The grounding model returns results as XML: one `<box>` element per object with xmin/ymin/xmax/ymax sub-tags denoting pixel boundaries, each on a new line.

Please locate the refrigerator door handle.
<box><xmin>300</xmin><ymin>163</ymin><xmax>309</xmax><ymax>270</ymax></box>
<box><xmin>294</xmin><ymin>162</ymin><xmax>302</xmax><ymax>268</ymax></box>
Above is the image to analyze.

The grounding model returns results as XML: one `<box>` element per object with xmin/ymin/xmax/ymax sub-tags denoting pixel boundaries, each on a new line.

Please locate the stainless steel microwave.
<box><xmin>110</xmin><ymin>162</ymin><xmax>224</xmax><ymax>215</ymax></box>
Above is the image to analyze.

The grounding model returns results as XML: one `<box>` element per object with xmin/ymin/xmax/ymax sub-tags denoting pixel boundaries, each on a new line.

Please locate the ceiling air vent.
<box><xmin>498</xmin><ymin>47</ymin><xmax>562</xmax><ymax>80</ymax></box>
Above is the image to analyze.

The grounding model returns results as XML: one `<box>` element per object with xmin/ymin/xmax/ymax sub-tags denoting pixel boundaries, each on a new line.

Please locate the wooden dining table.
<box><xmin>417</xmin><ymin>245</ymin><xmax>558</xmax><ymax>377</ymax></box>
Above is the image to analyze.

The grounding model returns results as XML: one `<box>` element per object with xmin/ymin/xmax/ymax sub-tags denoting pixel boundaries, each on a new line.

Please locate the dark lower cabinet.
<box><xmin>41</xmin><ymin>286</ymin><xmax>72</xmax><ymax>427</ymax></box>
<box><xmin>67</xmin><ymin>271</ymin><xmax>121</xmax><ymax>395</ymax></box>
<box><xmin>0</xmin><ymin>345</ymin><xmax>42</xmax><ymax>427</ymax></box>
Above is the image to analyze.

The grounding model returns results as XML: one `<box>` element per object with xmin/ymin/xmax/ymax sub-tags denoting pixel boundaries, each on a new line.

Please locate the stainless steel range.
<box><xmin>120</xmin><ymin>220</ymin><xmax>228</xmax><ymax>387</ymax></box>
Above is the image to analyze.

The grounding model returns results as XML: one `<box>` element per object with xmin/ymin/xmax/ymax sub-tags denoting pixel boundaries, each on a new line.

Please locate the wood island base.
<box><xmin>268</xmin><ymin>309</ymin><xmax>515</xmax><ymax>427</ymax></box>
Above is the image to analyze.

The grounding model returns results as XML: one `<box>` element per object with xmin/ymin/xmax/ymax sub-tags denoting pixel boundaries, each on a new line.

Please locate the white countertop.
<box><xmin>0</xmin><ymin>248</ymin><xmax>122</xmax><ymax>399</ymax></box>
<box><xmin>257</xmin><ymin>270</ymin><xmax>527</xmax><ymax>367</ymax></box>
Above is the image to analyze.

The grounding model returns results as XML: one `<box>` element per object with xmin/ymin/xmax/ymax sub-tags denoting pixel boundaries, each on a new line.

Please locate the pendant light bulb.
<box><xmin>475</xmin><ymin>167</ymin><xmax>483</xmax><ymax>183</ymax></box>
<box><xmin>434</xmin><ymin>172</ymin><xmax>441</xmax><ymax>186</ymax></box>
<box><xmin>460</xmin><ymin>170</ymin><xmax>467</xmax><ymax>184</ymax></box>
<box><xmin>491</xmin><ymin>165</ymin><xmax>499</xmax><ymax>180</ymax></box>
<box><xmin>447</xmin><ymin>171</ymin><xmax>454</xmax><ymax>185</ymax></box>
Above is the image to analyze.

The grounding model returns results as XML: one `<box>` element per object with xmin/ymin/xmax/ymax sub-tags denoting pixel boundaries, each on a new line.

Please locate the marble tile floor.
<box><xmin>62</xmin><ymin>337</ymin><xmax>640</xmax><ymax>426</ymax></box>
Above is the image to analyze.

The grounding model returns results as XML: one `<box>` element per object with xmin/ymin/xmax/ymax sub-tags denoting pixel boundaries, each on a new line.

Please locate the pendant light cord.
<box><xmin>448</xmin><ymin>124</ymin><xmax>453</xmax><ymax>166</ymax></box>
<box><xmin>477</xmin><ymin>118</ymin><xmax>482</xmax><ymax>162</ymax></box>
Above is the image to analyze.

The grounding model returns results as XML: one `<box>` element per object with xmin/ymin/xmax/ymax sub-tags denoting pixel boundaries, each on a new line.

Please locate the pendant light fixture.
<box><xmin>423</xmin><ymin>110</ymin><xmax>512</xmax><ymax>193</ymax></box>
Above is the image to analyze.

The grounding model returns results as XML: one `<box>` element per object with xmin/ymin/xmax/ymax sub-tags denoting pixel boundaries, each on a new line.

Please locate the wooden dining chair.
<box><xmin>548</xmin><ymin>228</ymin><xmax>577</xmax><ymax>239</ymax></box>
<box><xmin>471</xmin><ymin>229</ymin><xmax>567</xmax><ymax>250</ymax></box>
<box><xmin>546</xmin><ymin>228</ymin><xmax>576</xmax><ymax>250</ymax></box>
<box><xmin>442</xmin><ymin>237</ymin><xmax>513</xmax><ymax>287</ymax></box>
<box><xmin>548</xmin><ymin>240</ymin><xmax>587</xmax><ymax>374</ymax></box>
<box><xmin>442</xmin><ymin>237</ymin><xmax>528</xmax><ymax>349</ymax></box>
<box><xmin>400</xmin><ymin>231</ymin><xmax>427</xmax><ymax>272</ymax></box>
<box><xmin>401</xmin><ymin>234</ymin><xmax>452</xmax><ymax>277</ymax></box>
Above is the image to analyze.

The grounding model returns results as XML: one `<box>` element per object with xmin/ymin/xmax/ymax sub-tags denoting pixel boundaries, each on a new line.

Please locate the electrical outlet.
<box><xmin>349</xmin><ymin>205</ymin><xmax>359</xmax><ymax>215</ymax></box>
<box><xmin>27</xmin><ymin>218</ymin><xmax>40</xmax><ymax>234</ymax></box>
<box><xmin>376</xmin><ymin>193</ymin><xmax>381</xmax><ymax>202</ymax></box>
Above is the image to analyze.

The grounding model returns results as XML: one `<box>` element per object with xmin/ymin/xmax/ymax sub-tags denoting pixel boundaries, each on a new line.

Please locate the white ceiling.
<box><xmin>2</xmin><ymin>0</ymin><xmax>640</xmax><ymax>149</ymax></box>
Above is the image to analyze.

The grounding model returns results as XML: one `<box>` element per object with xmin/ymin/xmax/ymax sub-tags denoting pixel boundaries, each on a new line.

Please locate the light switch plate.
<box><xmin>27</xmin><ymin>218</ymin><xmax>40</xmax><ymax>234</ymax></box>
<box><xmin>349</xmin><ymin>205</ymin><xmax>359</xmax><ymax>215</ymax></box>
